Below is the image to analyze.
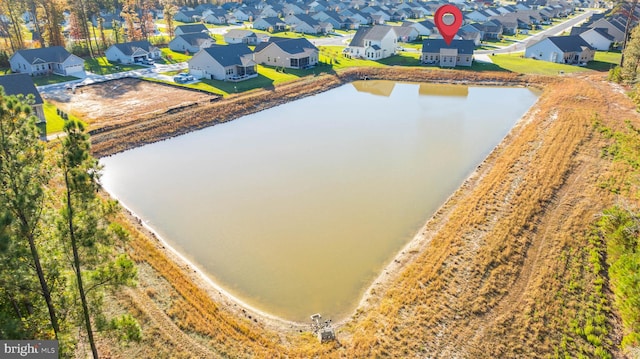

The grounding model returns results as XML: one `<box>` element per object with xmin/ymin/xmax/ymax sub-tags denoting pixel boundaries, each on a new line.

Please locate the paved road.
<box><xmin>476</xmin><ymin>10</ymin><xmax>598</xmax><ymax>55</ymax></box>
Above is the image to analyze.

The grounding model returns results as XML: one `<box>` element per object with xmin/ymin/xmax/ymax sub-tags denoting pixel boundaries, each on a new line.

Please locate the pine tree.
<box><xmin>0</xmin><ymin>89</ymin><xmax>60</xmax><ymax>338</ymax></box>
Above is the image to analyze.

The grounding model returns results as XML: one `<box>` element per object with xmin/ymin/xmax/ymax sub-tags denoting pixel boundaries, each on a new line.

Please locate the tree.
<box><xmin>161</xmin><ymin>0</ymin><xmax>178</xmax><ymax>39</ymax></box>
<box><xmin>0</xmin><ymin>89</ymin><xmax>60</xmax><ymax>338</ymax></box>
<box><xmin>622</xmin><ymin>25</ymin><xmax>640</xmax><ymax>83</ymax></box>
<box><xmin>59</xmin><ymin>120</ymin><xmax>100</xmax><ymax>358</ymax></box>
<box><xmin>58</xmin><ymin>120</ymin><xmax>138</xmax><ymax>358</ymax></box>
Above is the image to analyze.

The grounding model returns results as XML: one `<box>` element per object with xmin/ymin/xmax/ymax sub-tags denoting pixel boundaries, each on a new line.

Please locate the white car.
<box><xmin>174</xmin><ymin>73</ymin><xmax>195</xmax><ymax>83</ymax></box>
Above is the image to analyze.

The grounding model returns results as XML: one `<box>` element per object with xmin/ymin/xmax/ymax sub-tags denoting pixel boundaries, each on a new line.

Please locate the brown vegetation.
<box><xmin>93</xmin><ymin>69</ymin><xmax>638</xmax><ymax>358</ymax></box>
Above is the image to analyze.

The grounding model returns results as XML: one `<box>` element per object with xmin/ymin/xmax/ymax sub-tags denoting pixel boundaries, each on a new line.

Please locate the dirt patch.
<box><xmin>45</xmin><ymin>78</ymin><xmax>218</xmax><ymax>130</ymax></box>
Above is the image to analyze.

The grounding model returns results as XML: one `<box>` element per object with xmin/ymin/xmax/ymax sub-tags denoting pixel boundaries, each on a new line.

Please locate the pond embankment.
<box><xmin>90</xmin><ymin>68</ymin><xmax>545</xmax><ymax>158</ymax></box>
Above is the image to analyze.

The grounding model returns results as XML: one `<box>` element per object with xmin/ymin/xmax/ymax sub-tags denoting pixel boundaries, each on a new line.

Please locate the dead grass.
<box><xmin>90</xmin><ymin>72</ymin><xmax>639</xmax><ymax>358</ymax></box>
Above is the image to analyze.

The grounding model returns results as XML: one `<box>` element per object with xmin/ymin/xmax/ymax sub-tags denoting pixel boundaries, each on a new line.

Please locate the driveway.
<box><xmin>476</xmin><ymin>10</ymin><xmax>598</xmax><ymax>55</ymax></box>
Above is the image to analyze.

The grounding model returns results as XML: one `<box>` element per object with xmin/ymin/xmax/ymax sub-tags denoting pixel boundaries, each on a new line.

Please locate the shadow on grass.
<box><xmin>469</xmin><ymin>61</ymin><xmax>510</xmax><ymax>72</ymax></box>
<box><xmin>585</xmin><ymin>60</ymin><xmax>617</xmax><ymax>72</ymax></box>
<box><xmin>32</xmin><ymin>74</ymin><xmax>81</xmax><ymax>86</ymax></box>
<box><xmin>200</xmin><ymin>74</ymin><xmax>276</xmax><ymax>93</ymax></box>
<box><xmin>84</xmin><ymin>57</ymin><xmax>145</xmax><ymax>75</ymax></box>
<box><xmin>378</xmin><ymin>54</ymin><xmax>422</xmax><ymax>66</ymax></box>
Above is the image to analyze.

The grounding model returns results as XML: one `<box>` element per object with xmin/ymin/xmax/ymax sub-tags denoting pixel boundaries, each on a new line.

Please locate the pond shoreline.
<box><xmin>94</xmin><ymin>68</ymin><xmax>553</xmax><ymax>340</ymax></box>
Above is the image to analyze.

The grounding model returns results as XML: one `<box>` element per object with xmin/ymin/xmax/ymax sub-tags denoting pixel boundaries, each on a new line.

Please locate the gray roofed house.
<box><xmin>105</xmin><ymin>40</ymin><xmax>161</xmax><ymax>64</ymax></box>
<box><xmin>524</xmin><ymin>35</ymin><xmax>595</xmax><ymax>64</ymax></box>
<box><xmin>173</xmin><ymin>9</ymin><xmax>202</xmax><ymax>23</ymax></box>
<box><xmin>9</xmin><ymin>46</ymin><xmax>85</xmax><ymax>77</ymax></box>
<box><xmin>346</xmin><ymin>25</ymin><xmax>397</xmax><ymax>60</ymax></box>
<box><xmin>253</xmin><ymin>16</ymin><xmax>287</xmax><ymax>31</ymax></box>
<box><xmin>254</xmin><ymin>37</ymin><xmax>319</xmax><ymax>69</ymax></box>
<box><xmin>421</xmin><ymin>39</ymin><xmax>475</xmax><ymax>67</ymax></box>
<box><xmin>169</xmin><ymin>32</ymin><xmax>216</xmax><ymax>53</ymax></box>
<box><xmin>187</xmin><ymin>44</ymin><xmax>257</xmax><ymax>81</ymax></box>
<box><xmin>0</xmin><ymin>73</ymin><xmax>45</xmax><ymax>123</ymax></box>
<box><xmin>224</xmin><ymin>29</ymin><xmax>263</xmax><ymax>45</ymax></box>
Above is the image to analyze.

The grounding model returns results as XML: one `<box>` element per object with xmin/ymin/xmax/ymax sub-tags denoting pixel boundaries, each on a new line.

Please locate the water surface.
<box><xmin>100</xmin><ymin>81</ymin><xmax>538</xmax><ymax>321</ymax></box>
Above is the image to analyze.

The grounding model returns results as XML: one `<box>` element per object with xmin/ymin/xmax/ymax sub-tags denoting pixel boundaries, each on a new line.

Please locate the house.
<box><xmin>105</xmin><ymin>40</ymin><xmax>161</xmax><ymax>64</ymax></box>
<box><xmin>188</xmin><ymin>44</ymin><xmax>257</xmax><ymax>81</ymax></box>
<box><xmin>253</xmin><ymin>37</ymin><xmax>319</xmax><ymax>69</ymax></box>
<box><xmin>173</xmin><ymin>9</ymin><xmax>202</xmax><ymax>23</ymax></box>
<box><xmin>346</xmin><ymin>25</ymin><xmax>397</xmax><ymax>60</ymax></box>
<box><xmin>570</xmin><ymin>26</ymin><xmax>614</xmax><ymax>51</ymax></box>
<box><xmin>224</xmin><ymin>29</ymin><xmax>262</xmax><ymax>45</ymax></box>
<box><xmin>203</xmin><ymin>8</ymin><xmax>228</xmax><ymax>24</ymax></box>
<box><xmin>0</xmin><ymin>73</ymin><xmax>45</xmax><ymax>123</ymax></box>
<box><xmin>393</xmin><ymin>26</ymin><xmax>419</xmax><ymax>42</ymax></box>
<box><xmin>9</xmin><ymin>46</ymin><xmax>85</xmax><ymax>77</ymax></box>
<box><xmin>587</xmin><ymin>18</ymin><xmax>625</xmax><ymax>43</ymax></box>
<box><xmin>285</xmin><ymin>14</ymin><xmax>331</xmax><ymax>34</ymax></box>
<box><xmin>169</xmin><ymin>32</ymin><xmax>216</xmax><ymax>53</ymax></box>
<box><xmin>524</xmin><ymin>35</ymin><xmax>595</xmax><ymax>64</ymax></box>
<box><xmin>175</xmin><ymin>24</ymin><xmax>209</xmax><ymax>35</ymax></box>
<box><xmin>421</xmin><ymin>39</ymin><xmax>474</xmax><ymax>67</ymax></box>
<box><xmin>252</xmin><ymin>17</ymin><xmax>287</xmax><ymax>32</ymax></box>
<box><xmin>312</xmin><ymin>10</ymin><xmax>344</xmax><ymax>29</ymax></box>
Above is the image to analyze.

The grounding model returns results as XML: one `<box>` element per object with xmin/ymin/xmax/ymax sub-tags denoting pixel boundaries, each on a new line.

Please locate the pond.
<box><xmin>100</xmin><ymin>81</ymin><xmax>539</xmax><ymax>322</ymax></box>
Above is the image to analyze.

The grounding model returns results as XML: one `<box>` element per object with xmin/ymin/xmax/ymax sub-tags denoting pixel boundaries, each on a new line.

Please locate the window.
<box><xmin>226</xmin><ymin>68</ymin><xmax>234</xmax><ymax>75</ymax></box>
<box><xmin>268</xmin><ymin>57</ymin><xmax>270</xmax><ymax>62</ymax></box>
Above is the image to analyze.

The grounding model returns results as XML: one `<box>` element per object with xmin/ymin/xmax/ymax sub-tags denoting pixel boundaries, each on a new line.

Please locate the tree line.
<box><xmin>0</xmin><ymin>0</ymin><xmax>224</xmax><ymax>56</ymax></box>
<box><xmin>0</xmin><ymin>89</ymin><xmax>139</xmax><ymax>357</ymax></box>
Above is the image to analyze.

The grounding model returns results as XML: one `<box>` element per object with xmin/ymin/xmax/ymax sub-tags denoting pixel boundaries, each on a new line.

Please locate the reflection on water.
<box><xmin>100</xmin><ymin>81</ymin><xmax>538</xmax><ymax>322</ymax></box>
<box><xmin>419</xmin><ymin>83</ymin><xmax>469</xmax><ymax>97</ymax></box>
<box><xmin>351</xmin><ymin>80</ymin><xmax>396</xmax><ymax>97</ymax></box>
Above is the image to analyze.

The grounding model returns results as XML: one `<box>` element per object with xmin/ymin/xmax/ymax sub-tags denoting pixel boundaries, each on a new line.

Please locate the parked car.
<box><xmin>141</xmin><ymin>58</ymin><xmax>155</xmax><ymax>65</ymax></box>
<box><xmin>174</xmin><ymin>73</ymin><xmax>195</xmax><ymax>83</ymax></box>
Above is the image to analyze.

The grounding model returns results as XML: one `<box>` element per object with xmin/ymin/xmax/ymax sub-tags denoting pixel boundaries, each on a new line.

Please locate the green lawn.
<box><xmin>84</xmin><ymin>56</ymin><xmax>145</xmax><ymax>75</ymax></box>
<box><xmin>587</xmin><ymin>51</ymin><xmax>622</xmax><ymax>71</ymax></box>
<box><xmin>31</xmin><ymin>74</ymin><xmax>80</xmax><ymax>86</ymax></box>
<box><xmin>489</xmin><ymin>52</ymin><xmax>593</xmax><ymax>75</ymax></box>
<box><xmin>161</xmin><ymin>48</ymin><xmax>193</xmax><ymax>63</ymax></box>
<box><xmin>43</xmin><ymin>101</ymin><xmax>84</xmax><ymax>135</ymax></box>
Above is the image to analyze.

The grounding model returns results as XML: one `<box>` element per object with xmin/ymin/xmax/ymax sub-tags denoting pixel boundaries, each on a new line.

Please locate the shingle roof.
<box><xmin>177</xmin><ymin>32</ymin><xmax>215</xmax><ymax>46</ymax></box>
<box><xmin>111</xmin><ymin>40</ymin><xmax>156</xmax><ymax>56</ymax></box>
<box><xmin>201</xmin><ymin>44</ymin><xmax>255</xmax><ymax>67</ymax></box>
<box><xmin>225</xmin><ymin>29</ymin><xmax>257</xmax><ymax>38</ymax></box>
<box><xmin>349</xmin><ymin>25</ymin><xmax>395</xmax><ymax>46</ymax></box>
<box><xmin>545</xmin><ymin>35</ymin><xmax>595</xmax><ymax>52</ymax></box>
<box><xmin>175</xmin><ymin>24</ymin><xmax>209</xmax><ymax>34</ymax></box>
<box><xmin>254</xmin><ymin>37</ymin><xmax>317</xmax><ymax>54</ymax></box>
<box><xmin>421</xmin><ymin>39</ymin><xmax>475</xmax><ymax>54</ymax></box>
<box><xmin>13</xmin><ymin>46</ymin><xmax>73</xmax><ymax>64</ymax></box>
<box><xmin>0</xmin><ymin>73</ymin><xmax>43</xmax><ymax>105</ymax></box>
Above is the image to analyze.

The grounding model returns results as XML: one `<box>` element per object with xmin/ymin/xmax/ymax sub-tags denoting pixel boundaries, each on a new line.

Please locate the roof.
<box><xmin>176</xmin><ymin>32</ymin><xmax>215</xmax><ymax>46</ymax></box>
<box><xmin>13</xmin><ymin>46</ymin><xmax>74</xmax><ymax>64</ymax></box>
<box><xmin>201</xmin><ymin>44</ymin><xmax>255</xmax><ymax>67</ymax></box>
<box><xmin>175</xmin><ymin>24</ymin><xmax>209</xmax><ymax>34</ymax></box>
<box><xmin>254</xmin><ymin>37</ymin><xmax>317</xmax><ymax>54</ymax></box>
<box><xmin>349</xmin><ymin>25</ymin><xmax>395</xmax><ymax>46</ymax></box>
<box><xmin>225</xmin><ymin>29</ymin><xmax>257</xmax><ymax>38</ymax></box>
<box><xmin>421</xmin><ymin>39</ymin><xmax>475</xmax><ymax>54</ymax></box>
<box><xmin>547</xmin><ymin>35</ymin><xmax>595</xmax><ymax>52</ymax></box>
<box><xmin>111</xmin><ymin>40</ymin><xmax>156</xmax><ymax>56</ymax></box>
<box><xmin>254</xmin><ymin>16</ymin><xmax>284</xmax><ymax>26</ymax></box>
<box><xmin>0</xmin><ymin>74</ymin><xmax>43</xmax><ymax>105</ymax></box>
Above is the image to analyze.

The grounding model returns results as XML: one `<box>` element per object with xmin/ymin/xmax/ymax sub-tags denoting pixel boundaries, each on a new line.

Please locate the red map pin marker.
<box><xmin>434</xmin><ymin>4</ymin><xmax>463</xmax><ymax>46</ymax></box>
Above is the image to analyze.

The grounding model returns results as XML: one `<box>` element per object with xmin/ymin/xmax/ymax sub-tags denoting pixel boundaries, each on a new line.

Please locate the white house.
<box><xmin>224</xmin><ymin>29</ymin><xmax>261</xmax><ymax>45</ymax></box>
<box><xmin>105</xmin><ymin>40</ymin><xmax>161</xmax><ymax>64</ymax></box>
<box><xmin>252</xmin><ymin>17</ymin><xmax>287</xmax><ymax>32</ymax></box>
<box><xmin>0</xmin><ymin>73</ymin><xmax>45</xmax><ymax>123</ymax></box>
<box><xmin>421</xmin><ymin>39</ymin><xmax>474</xmax><ymax>67</ymax></box>
<box><xmin>524</xmin><ymin>35</ymin><xmax>595</xmax><ymax>64</ymax></box>
<box><xmin>169</xmin><ymin>32</ymin><xmax>216</xmax><ymax>53</ymax></box>
<box><xmin>188</xmin><ymin>44</ymin><xmax>257</xmax><ymax>81</ymax></box>
<box><xmin>9</xmin><ymin>46</ymin><xmax>85</xmax><ymax>77</ymax></box>
<box><xmin>345</xmin><ymin>25</ymin><xmax>397</xmax><ymax>60</ymax></box>
<box><xmin>576</xmin><ymin>27</ymin><xmax>614</xmax><ymax>51</ymax></box>
<box><xmin>253</xmin><ymin>37</ymin><xmax>319</xmax><ymax>69</ymax></box>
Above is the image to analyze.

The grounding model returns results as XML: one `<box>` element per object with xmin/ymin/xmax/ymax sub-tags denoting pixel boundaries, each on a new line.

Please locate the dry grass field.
<box><xmin>83</xmin><ymin>69</ymin><xmax>639</xmax><ymax>358</ymax></box>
